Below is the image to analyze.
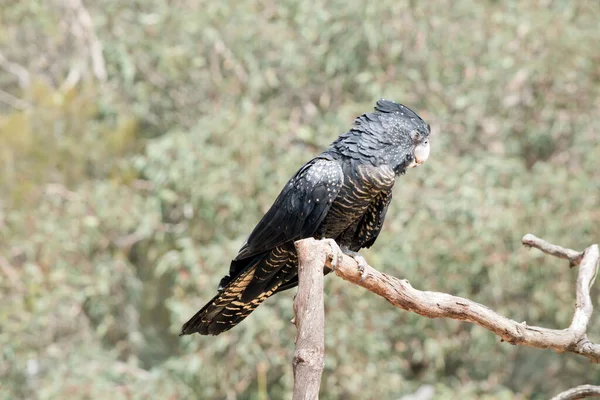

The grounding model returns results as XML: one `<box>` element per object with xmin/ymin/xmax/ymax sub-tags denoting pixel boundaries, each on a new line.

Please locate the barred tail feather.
<box><xmin>180</xmin><ymin>265</ymin><xmax>261</xmax><ymax>335</ymax></box>
<box><xmin>181</xmin><ymin>244</ymin><xmax>299</xmax><ymax>336</ymax></box>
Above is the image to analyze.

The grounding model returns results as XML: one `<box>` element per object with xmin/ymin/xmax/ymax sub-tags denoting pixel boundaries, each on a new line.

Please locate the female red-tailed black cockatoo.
<box><xmin>181</xmin><ymin>99</ymin><xmax>431</xmax><ymax>336</ymax></box>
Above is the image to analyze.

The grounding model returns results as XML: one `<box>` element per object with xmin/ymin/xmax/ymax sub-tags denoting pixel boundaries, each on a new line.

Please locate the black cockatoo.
<box><xmin>181</xmin><ymin>99</ymin><xmax>431</xmax><ymax>336</ymax></box>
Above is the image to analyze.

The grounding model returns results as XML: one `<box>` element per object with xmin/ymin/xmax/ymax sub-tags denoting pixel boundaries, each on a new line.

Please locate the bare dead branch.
<box><xmin>523</xmin><ymin>233</ymin><xmax>584</xmax><ymax>266</ymax></box>
<box><xmin>0</xmin><ymin>52</ymin><xmax>30</xmax><ymax>88</ymax></box>
<box><xmin>0</xmin><ymin>89</ymin><xmax>31</xmax><ymax>110</ymax></box>
<box><xmin>293</xmin><ymin>234</ymin><xmax>600</xmax><ymax>363</ymax></box>
<box><xmin>551</xmin><ymin>385</ymin><xmax>600</xmax><ymax>400</ymax></box>
<box><xmin>292</xmin><ymin>239</ymin><xmax>326</xmax><ymax>400</ymax></box>
<box><xmin>63</xmin><ymin>0</ymin><xmax>107</xmax><ymax>81</ymax></box>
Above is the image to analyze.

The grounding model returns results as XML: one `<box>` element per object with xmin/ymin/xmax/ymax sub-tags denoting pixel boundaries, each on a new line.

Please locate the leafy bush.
<box><xmin>1</xmin><ymin>1</ymin><xmax>599</xmax><ymax>399</ymax></box>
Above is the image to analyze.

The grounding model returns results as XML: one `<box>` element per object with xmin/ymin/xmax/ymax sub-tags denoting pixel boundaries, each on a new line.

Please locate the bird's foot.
<box><xmin>321</xmin><ymin>238</ymin><xmax>342</xmax><ymax>271</ymax></box>
<box><xmin>355</xmin><ymin>254</ymin><xmax>370</xmax><ymax>282</ymax></box>
<box><xmin>340</xmin><ymin>247</ymin><xmax>370</xmax><ymax>282</ymax></box>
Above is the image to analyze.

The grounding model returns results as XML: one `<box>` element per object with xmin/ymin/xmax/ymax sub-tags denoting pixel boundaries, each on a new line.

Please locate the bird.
<box><xmin>181</xmin><ymin>99</ymin><xmax>431</xmax><ymax>336</ymax></box>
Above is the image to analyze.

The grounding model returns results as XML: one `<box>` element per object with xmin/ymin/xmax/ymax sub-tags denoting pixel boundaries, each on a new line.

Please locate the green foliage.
<box><xmin>1</xmin><ymin>0</ymin><xmax>599</xmax><ymax>399</ymax></box>
<box><xmin>0</xmin><ymin>80</ymin><xmax>138</xmax><ymax>206</ymax></box>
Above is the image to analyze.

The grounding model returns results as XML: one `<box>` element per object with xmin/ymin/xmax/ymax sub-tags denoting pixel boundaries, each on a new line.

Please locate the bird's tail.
<box><xmin>179</xmin><ymin>266</ymin><xmax>259</xmax><ymax>335</ymax></box>
<box><xmin>180</xmin><ymin>251</ymin><xmax>296</xmax><ymax>336</ymax></box>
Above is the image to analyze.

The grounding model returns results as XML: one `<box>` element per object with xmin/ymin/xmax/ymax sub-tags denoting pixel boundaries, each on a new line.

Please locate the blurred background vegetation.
<box><xmin>1</xmin><ymin>0</ymin><xmax>599</xmax><ymax>398</ymax></box>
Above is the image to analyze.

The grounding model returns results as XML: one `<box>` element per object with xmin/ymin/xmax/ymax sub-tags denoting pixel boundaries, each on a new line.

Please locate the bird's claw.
<box><xmin>331</xmin><ymin>253</ymin><xmax>342</xmax><ymax>271</ymax></box>
<box><xmin>321</xmin><ymin>241</ymin><xmax>370</xmax><ymax>281</ymax></box>
<box><xmin>338</xmin><ymin>246</ymin><xmax>371</xmax><ymax>282</ymax></box>
<box><xmin>322</xmin><ymin>239</ymin><xmax>341</xmax><ymax>271</ymax></box>
<box><xmin>353</xmin><ymin>254</ymin><xmax>370</xmax><ymax>282</ymax></box>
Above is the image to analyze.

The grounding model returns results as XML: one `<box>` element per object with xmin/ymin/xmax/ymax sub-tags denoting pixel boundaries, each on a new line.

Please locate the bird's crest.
<box><xmin>374</xmin><ymin>99</ymin><xmax>423</xmax><ymax>121</ymax></box>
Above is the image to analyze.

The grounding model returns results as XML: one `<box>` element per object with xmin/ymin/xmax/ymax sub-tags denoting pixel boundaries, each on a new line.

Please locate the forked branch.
<box><xmin>292</xmin><ymin>234</ymin><xmax>600</xmax><ymax>399</ymax></box>
<box><xmin>294</xmin><ymin>234</ymin><xmax>600</xmax><ymax>363</ymax></box>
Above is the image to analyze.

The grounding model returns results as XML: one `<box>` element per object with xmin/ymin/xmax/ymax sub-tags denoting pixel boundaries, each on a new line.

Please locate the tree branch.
<box><xmin>294</xmin><ymin>234</ymin><xmax>600</xmax><ymax>363</ymax></box>
<box><xmin>551</xmin><ymin>385</ymin><xmax>600</xmax><ymax>400</ymax></box>
<box><xmin>523</xmin><ymin>233</ymin><xmax>584</xmax><ymax>266</ymax></box>
<box><xmin>292</xmin><ymin>239</ymin><xmax>326</xmax><ymax>400</ymax></box>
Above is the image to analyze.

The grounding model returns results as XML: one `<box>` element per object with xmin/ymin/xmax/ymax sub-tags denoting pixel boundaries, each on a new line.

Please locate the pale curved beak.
<box><xmin>414</xmin><ymin>140</ymin><xmax>430</xmax><ymax>166</ymax></box>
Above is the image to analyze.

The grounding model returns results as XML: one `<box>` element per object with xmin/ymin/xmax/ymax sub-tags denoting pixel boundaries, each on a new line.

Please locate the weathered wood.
<box><xmin>551</xmin><ymin>385</ymin><xmax>600</xmax><ymax>400</ymax></box>
<box><xmin>292</xmin><ymin>239</ymin><xmax>326</xmax><ymax>400</ymax></box>
<box><xmin>294</xmin><ymin>234</ymin><xmax>600</xmax><ymax>363</ymax></box>
<box><xmin>290</xmin><ymin>234</ymin><xmax>600</xmax><ymax>399</ymax></box>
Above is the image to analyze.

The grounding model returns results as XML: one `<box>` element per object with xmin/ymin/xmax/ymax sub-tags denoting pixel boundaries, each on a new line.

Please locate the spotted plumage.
<box><xmin>181</xmin><ymin>99</ymin><xmax>431</xmax><ymax>336</ymax></box>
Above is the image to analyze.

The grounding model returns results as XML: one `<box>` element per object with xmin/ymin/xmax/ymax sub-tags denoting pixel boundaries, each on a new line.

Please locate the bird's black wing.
<box><xmin>274</xmin><ymin>170</ymin><xmax>394</xmax><ymax>295</ymax></box>
<box><xmin>218</xmin><ymin>155</ymin><xmax>343</xmax><ymax>288</ymax></box>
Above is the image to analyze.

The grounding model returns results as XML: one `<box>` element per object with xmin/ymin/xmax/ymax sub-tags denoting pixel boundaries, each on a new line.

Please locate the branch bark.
<box><xmin>292</xmin><ymin>239</ymin><xmax>326</xmax><ymax>400</ymax></box>
<box><xmin>551</xmin><ymin>385</ymin><xmax>600</xmax><ymax>400</ymax></box>
<box><xmin>293</xmin><ymin>234</ymin><xmax>599</xmax><ymax>366</ymax></box>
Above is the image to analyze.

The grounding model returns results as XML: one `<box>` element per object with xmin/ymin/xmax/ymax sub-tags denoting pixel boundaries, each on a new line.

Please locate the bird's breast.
<box><xmin>319</xmin><ymin>164</ymin><xmax>394</xmax><ymax>238</ymax></box>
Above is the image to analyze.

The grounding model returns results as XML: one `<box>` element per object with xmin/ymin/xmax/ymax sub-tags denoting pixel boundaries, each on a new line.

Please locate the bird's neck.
<box><xmin>328</xmin><ymin>131</ymin><xmax>412</xmax><ymax>176</ymax></box>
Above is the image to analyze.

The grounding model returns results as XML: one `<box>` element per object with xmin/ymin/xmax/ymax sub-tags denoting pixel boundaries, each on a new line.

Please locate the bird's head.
<box><xmin>371</xmin><ymin>99</ymin><xmax>431</xmax><ymax>174</ymax></box>
<box><xmin>406</xmin><ymin>125</ymin><xmax>431</xmax><ymax>168</ymax></box>
<box><xmin>331</xmin><ymin>99</ymin><xmax>431</xmax><ymax>175</ymax></box>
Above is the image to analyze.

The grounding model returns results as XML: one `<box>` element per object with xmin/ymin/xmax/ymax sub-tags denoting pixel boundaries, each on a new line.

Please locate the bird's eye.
<box><xmin>410</xmin><ymin>130</ymin><xmax>420</xmax><ymax>141</ymax></box>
